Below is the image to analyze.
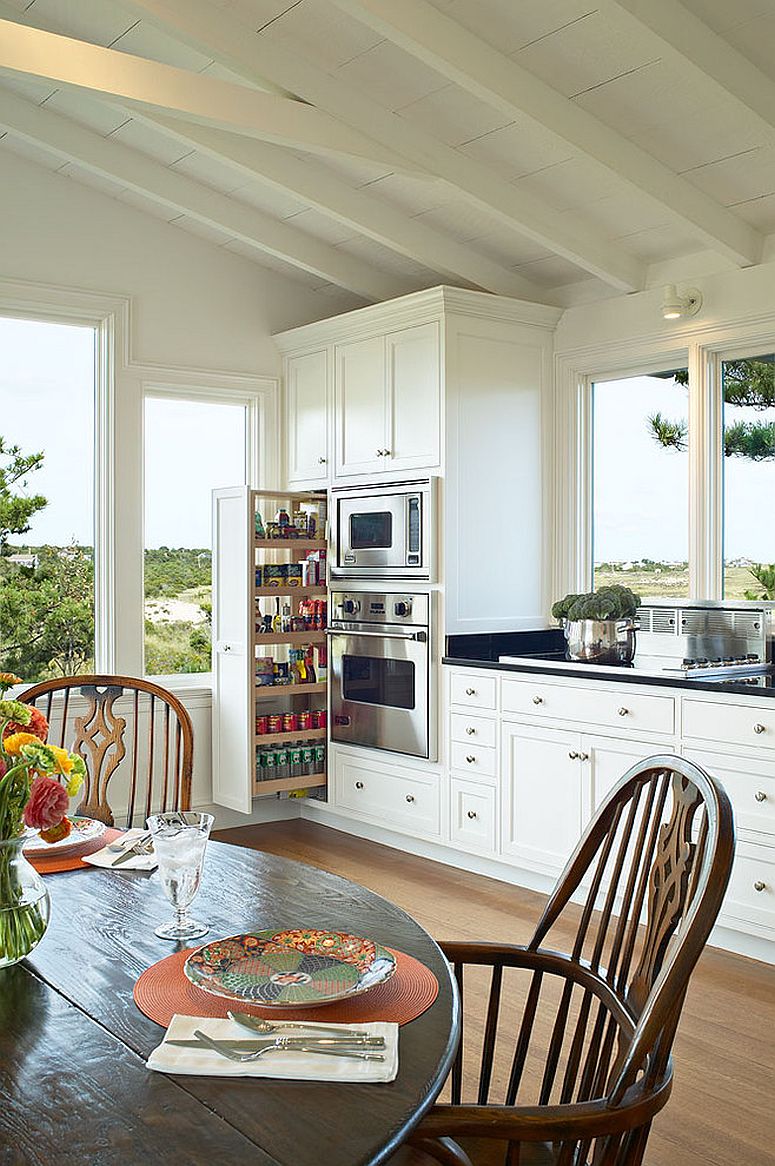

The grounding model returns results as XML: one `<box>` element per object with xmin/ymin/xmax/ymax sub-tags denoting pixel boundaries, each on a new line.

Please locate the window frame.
<box><xmin>141</xmin><ymin>375</ymin><xmax>274</xmax><ymax>687</ymax></box>
<box><xmin>557</xmin><ymin>324</ymin><xmax>775</xmax><ymax>607</ymax></box>
<box><xmin>0</xmin><ymin>285</ymin><xmax>120</xmax><ymax>674</ymax></box>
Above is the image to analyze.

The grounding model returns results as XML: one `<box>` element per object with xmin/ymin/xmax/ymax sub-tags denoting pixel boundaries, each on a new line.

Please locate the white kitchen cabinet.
<box><xmin>334</xmin><ymin>323</ymin><xmax>440</xmax><ymax>478</ymax></box>
<box><xmin>285</xmin><ymin>349</ymin><xmax>329</xmax><ymax>486</ymax></box>
<box><xmin>450</xmin><ymin>777</ymin><xmax>497</xmax><ymax>855</ymax></box>
<box><xmin>333</xmin><ymin>748</ymin><xmax>441</xmax><ymax>839</ymax></box>
<box><xmin>501</xmin><ymin>722</ymin><xmax>585</xmax><ymax>877</ymax></box>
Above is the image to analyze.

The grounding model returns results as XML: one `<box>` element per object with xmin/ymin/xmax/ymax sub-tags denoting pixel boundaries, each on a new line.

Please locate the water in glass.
<box><xmin>147</xmin><ymin>812</ymin><xmax>213</xmax><ymax>940</ymax></box>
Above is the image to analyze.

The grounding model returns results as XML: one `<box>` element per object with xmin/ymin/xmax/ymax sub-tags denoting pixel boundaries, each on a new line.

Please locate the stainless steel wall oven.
<box><xmin>327</xmin><ymin>590</ymin><xmax>434</xmax><ymax>760</ymax></box>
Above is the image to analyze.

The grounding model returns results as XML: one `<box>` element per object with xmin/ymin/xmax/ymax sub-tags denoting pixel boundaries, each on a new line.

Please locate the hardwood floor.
<box><xmin>213</xmin><ymin>820</ymin><xmax>775</xmax><ymax>1166</ymax></box>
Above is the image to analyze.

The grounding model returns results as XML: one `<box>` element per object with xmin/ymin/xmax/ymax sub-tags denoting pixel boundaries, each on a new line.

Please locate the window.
<box><xmin>0</xmin><ymin>315</ymin><xmax>96</xmax><ymax>681</ymax></box>
<box><xmin>144</xmin><ymin>395</ymin><xmax>248</xmax><ymax>676</ymax></box>
<box><xmin>722</xmin><ymin>353</ymin><xmax>775</xmax><ymax>599</ymax></box>
<box><xmin>593</xmin><ymin>369</ymin><xmax>689</xmax><ymax>597</ymax></box>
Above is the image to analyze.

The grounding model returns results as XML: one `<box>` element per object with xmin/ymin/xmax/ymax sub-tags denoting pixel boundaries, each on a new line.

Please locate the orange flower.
<box><xmin>3</xmin><ymin>705</ymin><xmax>49</xmax><ymax>743</ymax></box>
<box><xmin>3</xmin><ymin>731</ymin><xmax>42</xmax><ymax>756</ymax></box>
<box><xmin>0</xmin><ymin>672</ymin><xmax>22</xmax><ymax>687</ymax></box>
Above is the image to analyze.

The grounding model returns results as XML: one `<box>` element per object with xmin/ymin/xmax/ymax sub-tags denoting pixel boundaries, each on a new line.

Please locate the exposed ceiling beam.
<box><xmin>0</xmin><ymin>17</ymin><xmax>402</xmax><ymax>168</ymax></box>
<box><xmin>608</xmin><ymin>0</ymin><xmax>775</xmax><ymax>148</ymax></box>
<box><xmin>118</xmin><ymin>0</ymin><xmax>646</xmax><ymax>292</ymax></box>
<box><xmin>329</xmin><ymin>0</ymin><xmax>764</xmax><ymax>269</ymax></box>
<box><xmin>146</xmin><ymin>116</ymin><xmax>547</xmax><ymax>300</ymax></box>
<box><xmin>0</xmin><ymin>90</ymin><xmax>410</xmax><ymax>301</ymax></box>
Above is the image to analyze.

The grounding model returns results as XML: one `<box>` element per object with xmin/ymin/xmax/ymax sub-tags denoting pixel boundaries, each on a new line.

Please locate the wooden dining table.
<box><xmin>0</xmin><ymin>839</ymin><xmax>459</xmax><ymax>1166</ymax></box>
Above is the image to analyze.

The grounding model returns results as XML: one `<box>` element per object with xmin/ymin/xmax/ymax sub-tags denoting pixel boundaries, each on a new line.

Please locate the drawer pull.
<box><xmin>465</xmin><ymin>726</ymin><xmax>476</xmax><ymax>736</ymax></box>
<box><xmin>753</xmin><ymin>723</ymin><xmax>766</xmax><ymax>735</ymax></box>
<box><xmin>578</xmin><ymin>752</ymin><xmax>589</xmax><ymax>762</ymax></box>
<box><xmin>754</xmin><ymin>881</ymin><xmax>767</xmax><ymax>892</ymax></box>
<box><xmin>355</xmin><ymin>781</ymin><xmax>364</xmax><ymax>790</ymax></box>
<box><xmin>465</xmin><ymin>687</ymin><xmax>476</xmax><ymax>696</ymax></box>
<box><xmin>568</xmin><ymin>750</ymin><xmax>579</xmax><ymax>760</ymax></box>
<box><xmin>405</xmin><ymin>794</ymin><xmax>415</xmax><ymax>803</ymax></box>
<box><xmin>466</xmin><ymin>755</ymin><xmax>476</xmax><ymax>764</ymax></box>
<box><xmin>755</xmin><ymin>790</ymin><xmax>768</xmax><ymax>802</ymax></box>
<box><xmin>467</xmin><ymin>810</ymin><xmax>477</xmax><ymax>820</ymax></box>
<box><xmin>532</xmin><ymin>695</ymin><xmax>543</xmax><ymax>705</ymax></box>
<box><xmin>617</xmin><ymin>707</ymin><xmax>629</xmax><ymax>717</ymax></box>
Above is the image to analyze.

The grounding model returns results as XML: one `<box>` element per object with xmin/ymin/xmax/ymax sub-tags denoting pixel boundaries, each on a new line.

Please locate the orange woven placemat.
<box><xmin>134</xmin><ymin>945</ymin><xmax>439</xmax><ymax>1028</ymax></box>
<box><xmin>27</xmin><ymin>827</ymin><xmax>123</xmax><ymax>874</ymax></box>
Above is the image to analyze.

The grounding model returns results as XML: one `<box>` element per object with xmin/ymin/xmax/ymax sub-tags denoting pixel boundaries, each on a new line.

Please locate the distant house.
<box><xmin>7</xmin><ymin>553</ymin><xmax>38</xmax><ymax>570</ymax></box>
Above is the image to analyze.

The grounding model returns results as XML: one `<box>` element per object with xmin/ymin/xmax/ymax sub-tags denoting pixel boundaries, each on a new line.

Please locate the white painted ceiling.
<box><xmin>1</xmin><ymin>0</ymin><xmax>774</xmax><ymax>311</ymax></box>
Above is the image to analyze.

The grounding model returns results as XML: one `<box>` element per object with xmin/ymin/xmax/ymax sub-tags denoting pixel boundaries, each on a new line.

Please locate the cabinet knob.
<box><xmin>376</xmin><ymin>449</ymin><xmax>383</xmax><ymax>457</ymax></box>
<box><xmin>467</xmin><ymin>810</ymin><xmax>477</xmax><ymax>820</ymax></box>
<box><xmin>466</xmin><ymin>755</ymin><xmax>476</xmax><ymax>764</ymax></box>
<box><xmin>465</xmin><ymin>687</ymin><xmax>476</xmax><ymax>696</ymax></box>
<box><xmin>382</xmin><ymin>448</ymin><xmax>391</xmax><ymax>457</ymax></box>
<box><xmin>755</xmin><ymin>790</ymin><xmax>767</xmax><ymax>802</ymax></box>
<box><xmin>355</xmin><ymin>781</ymin><xmax>364</xmax><ymax>790</ymax></box>
<box><xmin>532</xmin><ymin>695</ymin><xmax>543</xmax><ymax>705</ymax></box>
<box><xmin>405</xmin><ymin>794</ymin><xmax>415</xmax><ymax>803</ymax></box>
<box><xmin>568</xmin><ymin>750</ymin><xmax>579</xmax><ymax>760</ymax></box>
<box><xmin>754</xmin><ymin>723</ymin><xmax>766</xmax><ymax>734</ymax></box>
<box><xmin>465</xmin><ymin>726</ymin><xmax>476</xmax><ymax>736</ymax></box>
<box><xmin>223</xmin><ymin>644</ymin><xmax>232</xmax><ymax>652</ymax></box>
<box><xmin>318</xmin><ymin>456</ymin><xmax>327</xmax><ymax>464</ymax></box>
<box><xmin>754</xmin><ymin>880</ymin><xmax>767</xmax><ymax>892</ymax></box>
<box><xmin>617</xmin><ymin>707</ymin><xmax>629</xmax><ymax>717</ymax></box>
<box><xmin>578</xmin><ymin>752</ymin><xmax>589</xmax><ymax>762</ymax></box>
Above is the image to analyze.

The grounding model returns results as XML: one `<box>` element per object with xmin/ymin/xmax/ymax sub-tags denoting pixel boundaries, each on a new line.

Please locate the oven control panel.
<box><xmin>330</xmin><ymin>591</ymin><xmax>429</xmax><ymax>627</ymax></box>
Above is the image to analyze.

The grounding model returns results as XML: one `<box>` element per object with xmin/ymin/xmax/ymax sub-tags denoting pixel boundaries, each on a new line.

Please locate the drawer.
<box><xmin>502</xmin><ymin>678</ymin><xmax>674</xmax><ymax>736</ymax></box>
<box><xmin>451</xmin><ymin>711</ymin><xmax>497</xmax><ymax>748</ymax></box>
<box><xmin>718</xmin><ymin>842</ymin><xmax>775</xmax><ymax>937</ymax></box>
<box><xmin>450</xmin><ymin>778</ymin><xmax>496</xmax><ymax>853</ymax></box>
<box><xmin>334</xmin><ymin>755</ymin><xmax>440</xmax><ymax>837</ymax></box>
<box><xmin>684</xmin><ymin>749</ymin><xmax>775</xmax><ymax>840</ymax></box>
<box><xmin>683</xmin><ymin>698</ymin><xmax>775</xmax><ymax>751</ymax></box>
<box><xmin>450</xmin><ymin>739</ymin><xmax>497</xmax><ymax>781</ymax></box>
<box><xmin>450</xmin><ymin>671</ymin><xmax>497</xmax><ymax>711</ymax></box>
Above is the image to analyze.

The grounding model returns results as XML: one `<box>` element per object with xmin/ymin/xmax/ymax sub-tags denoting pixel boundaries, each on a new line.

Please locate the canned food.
<box><xmin>313</xmin><ymin>744</ymin><xmax>326</xmax><ymax>772</ymax></box>
<box><xmin>282</xmin><ymin>713</ymin><xmax>298</xmax><ymax>733</ymax></box>
<box><xmin>315</xmin><ymin>709</ymin><xmax>327</xmax><ymax>730</ymax></box>
<box><xmin>275</xmin><ymin>747</ymin><xmax>289</xmax><ymax>779</ymax></box>
<box><xmin>260</xmin><ymin>751</ymin><xmax>277</xmax><ymax>780</ymax></box>
<box><xmin>267</xmin><ymin>714</ymin><xmax>283</xmax><ymax>734</ymax></box>
<box><xmin>289</xmin><ymin>746</ymin><xmax>303</xmax><ymax>778</ymax></box>
<box><xmin>256</xmin><ymin>715</ymin><xmax>269</xmax><ymax>735</ymax></box>
<box><xmin>298</xmin><ymin>711</ymin><xmax>312</xmax><ymax>730</ymax></box>
<box><xmin>301</xmin><ymin>746</ymin><xmax>314</xmax><ymax>775</ymax></box>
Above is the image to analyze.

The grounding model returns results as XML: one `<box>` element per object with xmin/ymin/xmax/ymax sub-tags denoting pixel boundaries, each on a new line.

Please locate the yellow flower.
<box><xmin>48</xmin><ymin>745</ymin><xmax>74</xmax><ymax>775</ymax></box>
<box><xmin>3</xmin><ymin>731</ymin><xmax>42</xmax><ymax>756</ymax></box>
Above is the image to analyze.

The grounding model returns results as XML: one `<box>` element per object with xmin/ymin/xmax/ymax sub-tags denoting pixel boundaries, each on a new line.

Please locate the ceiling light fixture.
<box><xmin>661</xmin><ymin>283</ymin><xmax>702</xmax><ymax>320</ymax></box>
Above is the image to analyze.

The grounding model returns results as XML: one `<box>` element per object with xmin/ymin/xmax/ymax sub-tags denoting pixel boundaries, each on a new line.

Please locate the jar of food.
<box><xmin>289</xmin><ymin>745</ymin><xmax>303</xmax><ymax>779</ymax></box>
<box><xmin>275</xmin><ymin>747</ymin><xmax>289</xmax><ymax>779</ymax></box>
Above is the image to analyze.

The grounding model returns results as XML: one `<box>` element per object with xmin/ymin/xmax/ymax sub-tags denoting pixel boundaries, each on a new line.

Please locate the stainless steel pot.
<box><xmin>563</xmin><ymin>619</ymin><xmax>637</xmax><ymax>665</ymax></box>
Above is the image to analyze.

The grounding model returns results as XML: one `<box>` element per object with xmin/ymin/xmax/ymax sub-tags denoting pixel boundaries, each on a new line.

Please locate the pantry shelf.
<box><xmin>254</xmin><ymin>727</ymin><xmax>327</xmax><ymax>746</ymax></box>
<box><xmin>254</xmin><ymin>681</ymin><xmax>327</xmax><ymax>700</ymax></box>
<box><xmin>252</xmin><ymin>773</ymin><xmax>326</xmax><ymax>797</ymax></box>
<box><xmin>255</xmin><ymin>632</ymin><xmax>326</xmax><ymax>646</ymax></box>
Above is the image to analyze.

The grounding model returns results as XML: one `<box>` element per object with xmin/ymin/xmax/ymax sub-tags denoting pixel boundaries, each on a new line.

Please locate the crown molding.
<box><xmin>273</xmin><ymin>284</ymin><xmax>563</xmax><ymax>352</ymax></box>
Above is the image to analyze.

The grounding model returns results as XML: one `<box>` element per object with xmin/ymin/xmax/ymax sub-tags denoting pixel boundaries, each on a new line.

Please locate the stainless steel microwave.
<box><xmin>331</xmin><ymin>479</ymin><xmax>435</xmax><ymax>579</ymax></box>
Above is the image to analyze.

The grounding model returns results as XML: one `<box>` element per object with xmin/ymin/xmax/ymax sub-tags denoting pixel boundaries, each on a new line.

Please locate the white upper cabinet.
<box><xmin>285</xmin><ymin>348</ymin><xmax>329</xmax><ymax>486</ymax></box>
<box><xmin>334</xmin><ymin>323</ymin><xmax>441</xmax><ymax>479</ymax></box>
<box><xmin>334</xmin><ymin>334</ymin><xmax>388</xmax><ymax>478</ymax></box>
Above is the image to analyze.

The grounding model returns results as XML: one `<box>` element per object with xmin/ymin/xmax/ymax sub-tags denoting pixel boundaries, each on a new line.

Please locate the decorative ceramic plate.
<box><xmin>184</xmin><ymin>928</ymin><xmax>397</xmax><ymax>1008</ymax></box>
<box><xmin>23</xmin><ymin>816</ymin><xmax>106</xmax><ymax>854</ymax></box>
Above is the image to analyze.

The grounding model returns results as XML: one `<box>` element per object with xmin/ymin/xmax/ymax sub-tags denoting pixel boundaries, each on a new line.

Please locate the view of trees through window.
<box><xmin>0</xmin><ymin>316</ymin><xmax>96</xmax><ymax>682</ymax></box>
<box><xmin>593</xmin><ymin>370</ymin><xmax>689</xmax><ymax>597</ymax></box>
<box><xmin>595</xmin><ymin>355</ymin><xmax>775</xmax><ymax>599</ymax></box>
<box><xmin>144</xmin><ymin>396</ymin><xmax>247</xmax><ymax>675</ymax></box>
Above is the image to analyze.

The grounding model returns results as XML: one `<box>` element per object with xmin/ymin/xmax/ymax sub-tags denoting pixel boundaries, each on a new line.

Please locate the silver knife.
<box><xmin>111</xmin><ymin>835</ymin><xmax>152</xmax><ymax>866</ymax></box>
<box><xmin>228</xmin><ymin>1010</ymin><xmax>370</xmax><ymax>1038</ymax></box>
<box><xmin>167</xmin><ymin>1036</ymin><xmax>385</xmax><ymax>1050</ymax></box>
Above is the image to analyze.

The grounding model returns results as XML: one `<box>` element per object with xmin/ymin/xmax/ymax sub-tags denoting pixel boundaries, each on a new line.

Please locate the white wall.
<box><xmin>0</xmin><ymin>150</ymin><xmax>350</xmax><ymax>826</ymax></box>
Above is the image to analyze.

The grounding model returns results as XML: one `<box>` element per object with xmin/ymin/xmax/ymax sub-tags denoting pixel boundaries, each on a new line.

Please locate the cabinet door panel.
<box><xmin>334</xmin><ymin>335</ymin><xmax>386</xmax><ymax>477</ymax></box>
<box><xmin>286</xmin><ymin>349</ymin><xmax>328</xmax><ymax>484</ymax></box>
<box><xmin>386</xmin><ymin>323</ymin><xmax>440</xmax><ymax>471</ymax></box>
<box><xmin>501</xmin><ymin>723</ymin><xmax>583</xmax><ymax>877</ymax></box>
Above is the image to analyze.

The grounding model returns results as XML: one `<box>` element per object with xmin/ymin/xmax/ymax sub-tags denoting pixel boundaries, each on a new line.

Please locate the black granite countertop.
<box><xmin>443</xmin><ymin>629</ymin><xmax>775</xmax><ymax>698</ymax></box>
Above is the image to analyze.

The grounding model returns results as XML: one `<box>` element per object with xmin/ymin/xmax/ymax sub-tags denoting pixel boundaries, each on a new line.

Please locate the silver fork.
<box><xmin>110</xmin><ymin>836</ymin><xmax>154</xmax><ymax>866</ymax></box>
<box><xmin>227</xmin><ymin>1010</ymin><xmax>369</xmax><ymax>1038</ymax></box>
<box><xmin>192</xmin><ymin>1030</ymin><xmax>385</xmax><ymax>1063</ymax></box>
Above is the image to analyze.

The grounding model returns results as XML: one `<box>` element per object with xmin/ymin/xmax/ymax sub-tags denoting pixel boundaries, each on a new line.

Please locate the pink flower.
<box><xmin>23</xmin><ymin>775</ymin><xmax>69</xmax><ymax>831</ymax></box>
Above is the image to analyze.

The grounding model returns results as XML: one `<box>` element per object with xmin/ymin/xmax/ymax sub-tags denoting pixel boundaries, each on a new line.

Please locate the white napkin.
<box><xmin>82</xmin><ymin>828</ymin><xmax>158</xmax><ymax>871</ymax></box>
<box><xmin>147</xmin><ymin>1014</ymin><xmax>399</xmax><ymax>1082</ymax></box>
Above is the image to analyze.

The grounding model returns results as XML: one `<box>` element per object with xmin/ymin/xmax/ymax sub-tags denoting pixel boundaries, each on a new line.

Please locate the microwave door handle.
<box><xmin>325</xmin><ymin>628</ymin><xmax>427</xmax><ymax>642</ymax></box>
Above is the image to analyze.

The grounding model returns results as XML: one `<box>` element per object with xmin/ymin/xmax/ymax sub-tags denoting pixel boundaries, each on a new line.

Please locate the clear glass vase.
<box><xmin>0</xmin><ymin>836</ymin><xmax>50</xmax><ymax>968</ymax></box>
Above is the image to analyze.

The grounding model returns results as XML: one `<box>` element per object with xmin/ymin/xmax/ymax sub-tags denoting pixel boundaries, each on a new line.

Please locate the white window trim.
<box><xmin>555</xmin><ymin>315</ymin><xmax>775</xmax><ymax>606</ymax></box>
<box><xmin>141</xmin><ymin>370</ymin><xmax>279</xmax><ymax>686</ymax></box>
<box><xmin>0</xmin><ymin>279</ymin><xmax>126</xmax><ymax>672</ymax></box>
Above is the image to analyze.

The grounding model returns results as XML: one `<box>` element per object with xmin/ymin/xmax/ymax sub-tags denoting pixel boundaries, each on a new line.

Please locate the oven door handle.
<box><xmin>326</xmin><ymin>628</ymin><xmax>427</xmax><ymax>643</ymax></box>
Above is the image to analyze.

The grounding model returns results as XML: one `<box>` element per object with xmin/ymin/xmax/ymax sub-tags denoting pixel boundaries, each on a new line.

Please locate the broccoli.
<box><xmin>552</xmin><ymin>585</ymin><xmax>640</xmax><ymax>623</ymax></box>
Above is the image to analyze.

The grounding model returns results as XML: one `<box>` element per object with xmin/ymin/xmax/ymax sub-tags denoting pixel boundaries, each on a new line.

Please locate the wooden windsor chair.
<box><xmin>19</xmin><ymin>674</ymin><xmax>194</xmax><ymax>829</ymax></box>
<box><xmin>393</xmin><ymin>754</ymin><xmax>735</xmax><ymax>1166</ymax></box>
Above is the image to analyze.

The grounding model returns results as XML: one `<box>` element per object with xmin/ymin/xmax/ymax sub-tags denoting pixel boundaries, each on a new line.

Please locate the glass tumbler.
<box><xmin>147</xmin><ymin>812</ymin><xmax>214</xmax><ymax>941</ymax></box>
